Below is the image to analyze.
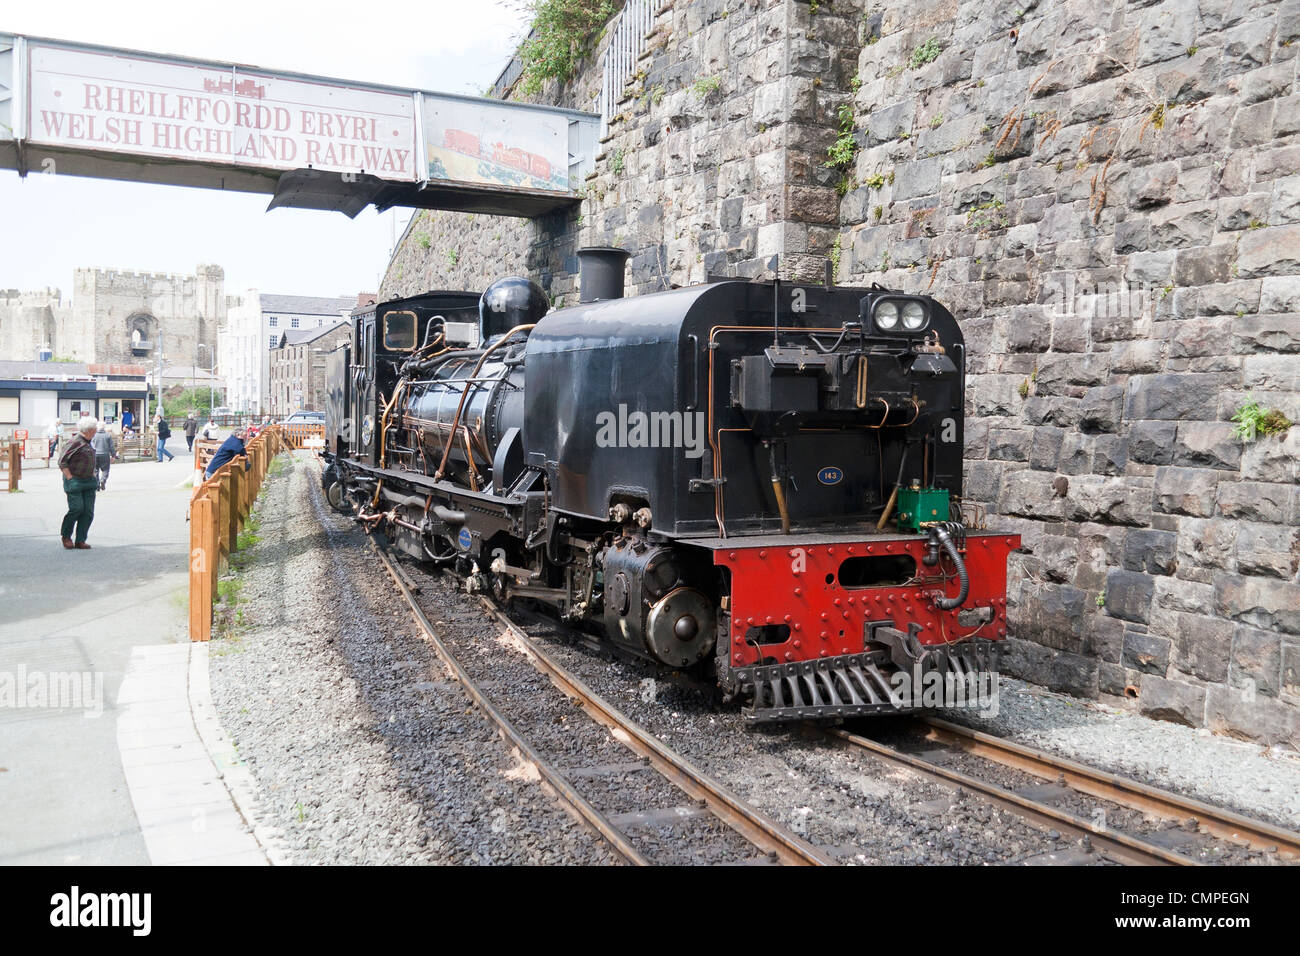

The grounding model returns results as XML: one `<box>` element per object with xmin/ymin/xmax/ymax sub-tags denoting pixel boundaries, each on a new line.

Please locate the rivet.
<box><xmin>827</xmin><ymin>546</ymin><xmax>835</xmax><ymax>555</ymax></box>
<box><xmin>785</xmin><ymin>652</ymin><xmax>793</xmax><ymax>661</ymax></box>
<box><xmin>847</xmin><ymin>547</ymin><xmax>855</xmax><ymax>554</ymax></box>
<box><xmin>765</xmin><ymin>615</ymin><xmax>773</xmax><ymax>623</ymax></box>
<box><xmin>746</xmin><ymin>617</ymin><xmax>754</xmax><ymax>625</ymax></box>
<box><xmin>729</xmin><ymin>552</ymin><xmax>737</xmax><ymax>560</ymax></box>
<box><xmin>821</xmin><ymin>611</ymin><xmax>829</xmax><ymax>620</ymax></box>
<box><xmin>793</xmin><ymin>639</ymin><xmax>801</xmax><ymax>648</ymax></box>
<box><xmin>819</xmin><ymin>650</ymin><xmax>828</xmax><ymax>658</ymax></box>
<box><xmin>783</xmin><ymin>614</ymin><xmax>792</xmax><ymax>622</ymax></box>
<box><xmin>793</xmin><ymin>623</ymin><xmax>802</xmax><ymax>631</ymax></box>
<box><xmin>759</xmin><ymin>550</ymin><xmax>767</xmax><ymax>559</ymax></box>
<box><xmin>794</xmin><ymin>587</ymin><xmax>803</xmax><ymax>597</ymax></box>
<box><xmin>833</xmin><ymin>598</ymin><xmax>842</xmax><ymax>607</ymax></box>
<box><xmin>734</xmin><ymin>653</ymin><xmax>743</xmax><ymax>662</ymax></box>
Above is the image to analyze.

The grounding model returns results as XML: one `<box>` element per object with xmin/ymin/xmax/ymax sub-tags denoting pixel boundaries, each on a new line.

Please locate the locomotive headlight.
<box><xmin>873</xmin><ymin>300</ymin><xmax>900</xmax><ymax>330</ymax></box>
<box><xmin>901</xmin><ymin>300</ymin><xmax>928</xmax><ymax>330</ymax></box>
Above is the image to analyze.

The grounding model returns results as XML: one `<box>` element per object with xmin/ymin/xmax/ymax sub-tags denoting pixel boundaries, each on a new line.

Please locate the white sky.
<box><xmin>0</xmin><ymin>0</ymin><xmax>527</xmax><ymax>299</ymax></box>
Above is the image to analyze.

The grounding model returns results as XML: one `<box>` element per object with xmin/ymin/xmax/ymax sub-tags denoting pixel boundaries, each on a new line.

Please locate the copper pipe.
<box><xmin>771</xmin><ymin>478</ymin><xmax>791</xmax><ymax>534</ymax></box>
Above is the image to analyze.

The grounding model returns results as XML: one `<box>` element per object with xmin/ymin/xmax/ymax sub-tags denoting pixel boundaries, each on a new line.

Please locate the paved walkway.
<box><xmin>0</xmin><ymin>439</ymin><xmax>268</xmax><ymax>864</ymax></box>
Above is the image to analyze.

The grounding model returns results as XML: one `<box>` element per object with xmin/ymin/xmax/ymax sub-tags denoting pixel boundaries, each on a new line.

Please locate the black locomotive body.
<box><xmin>323</xmin><ymin>264</ymin><xmax>1019</xmax><ymax>721</ymax></box>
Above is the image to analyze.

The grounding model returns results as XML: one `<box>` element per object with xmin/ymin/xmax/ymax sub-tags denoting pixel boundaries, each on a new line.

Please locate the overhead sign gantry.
<box><xmin>0</xmin><ymin>32</ymin><xmax>598</xmax><ymax>217</ymax></box>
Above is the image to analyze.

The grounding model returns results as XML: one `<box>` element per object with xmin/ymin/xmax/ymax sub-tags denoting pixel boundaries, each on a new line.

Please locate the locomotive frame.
<box><xmin>322</xmin><ymin>266</ymin><xmax>1019</xmax><ymax>722</ymax></box>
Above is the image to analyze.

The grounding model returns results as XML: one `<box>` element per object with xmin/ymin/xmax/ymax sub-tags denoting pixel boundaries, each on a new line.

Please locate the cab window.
<box><xmin>383</xmin><ymin>310</ymin><xmax>418</xmax><ymax>350</ymax></box>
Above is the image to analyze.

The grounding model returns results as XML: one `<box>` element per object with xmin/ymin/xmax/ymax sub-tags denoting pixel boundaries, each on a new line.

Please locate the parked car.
<box><xmin>283</xmin><ymin>410</ymin><xmax>324</xmax><ymax>425</ymax></box>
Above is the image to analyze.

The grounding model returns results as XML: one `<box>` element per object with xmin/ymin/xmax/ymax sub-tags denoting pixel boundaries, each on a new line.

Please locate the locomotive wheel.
<box><xmin>325</xmin><ymin>480</ymin><xmax>348</xmax><ymax>513</ymax></box>
<box><xmin>645</xmin><ymin>587</ymin><xmax>716</xmax><ymax>668</ymax></box>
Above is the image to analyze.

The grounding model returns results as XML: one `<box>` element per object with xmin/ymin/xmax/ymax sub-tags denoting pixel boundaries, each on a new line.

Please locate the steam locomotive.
<box><xmin>321</xmin><ymin>249</ymin><xmax>1019</xmax><ymax>721</ymax></box>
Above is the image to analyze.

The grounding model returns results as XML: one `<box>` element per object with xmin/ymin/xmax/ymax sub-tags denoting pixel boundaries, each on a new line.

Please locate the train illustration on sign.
<box><xmin>439</xmin><ymin>129</ymin><xmax>554</xmax><ymax>185</ymax></box>
<box><xmin>202</xmin><ymin>77</ymin><xmax>267</xmax><ymax>99</ymax></box>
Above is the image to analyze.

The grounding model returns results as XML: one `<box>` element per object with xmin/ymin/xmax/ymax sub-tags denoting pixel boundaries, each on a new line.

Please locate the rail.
<box><xmin>188</xmin><ymin>425</ymin><xmax>287</xmax><ymax>642</ymax></box>
<box><xmin>374</xmin><ymin>542</ymin><xmax>830</xmax><ymax>866</ymax></box>
<box><xmin>915</xmin><ymin>715</ymin><xmax>1300</xmax><ymax>861</ymax></box>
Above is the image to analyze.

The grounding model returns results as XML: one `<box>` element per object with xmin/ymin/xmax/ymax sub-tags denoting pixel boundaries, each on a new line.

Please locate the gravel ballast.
<box><xmin>208</xmin><ymin>453</ymin><xmax>614</xmax><ymax>865</ymax></box>
<box><xmin>937</xmin><ymin>679</ymin><xmax>1300</xmax><ymax>831</ymax></box>
<box><xmin>209</xmin><ymin>450</ymin><xmax>1300</xmax><ymax>864</ymax></box>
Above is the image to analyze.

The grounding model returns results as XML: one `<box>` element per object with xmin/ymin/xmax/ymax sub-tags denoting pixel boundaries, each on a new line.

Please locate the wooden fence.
<box><xmin>188</xmin><ymin>426</ymin><xmax>286</xmax><ymax>642</ymax></box>
<box><xmin>187</xmin><ymin>422</ymin><xmax>327</xmax><ymax>641</ymax></box>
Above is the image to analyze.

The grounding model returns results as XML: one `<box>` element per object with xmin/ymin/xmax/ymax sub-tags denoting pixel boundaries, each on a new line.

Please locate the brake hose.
<box><xmin>931</xmin><ymin>525</ymin><xmax>969</xmax><ymax>610</ymax></box>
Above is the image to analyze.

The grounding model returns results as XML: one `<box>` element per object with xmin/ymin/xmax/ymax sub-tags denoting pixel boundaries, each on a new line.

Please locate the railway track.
<box><xmin>828</xmin><ymin>716</ymin><xmax>1300</xmax><ymax>866</ymax></box>
<box><xmin>373</xmin><ymin>541</ymin><xmax>831</xmax><ymax>867</ymax></box>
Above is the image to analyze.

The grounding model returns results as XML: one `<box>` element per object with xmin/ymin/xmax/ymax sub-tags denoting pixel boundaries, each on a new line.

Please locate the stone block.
<box><xmin>1213</xmin><ymin>574</ymin><xmax>1300</xmax><ymax>635</ymax></box>
<box><xmin>1230</xmin><ymin>624</ymin><xmax>1282</xmax><ymax>698</ymax></box>
<box><xmin>1123</xmin><ymin>631</ymin><xmax>1170</xmax><ymax>675</ymax></box>
<box><xmin>1205</xmin><ymin>684</ymin><xmax>1297</xmax><ymax>747</ymax></box>
<box><xmin>1215</xmin><ymin>480</ymin><xmax>1294</xmax><ymax>523</ymax></box>
<box><xmin>1123</xmin><ymin>373</ymin><xmax>1219</xmax><ymax>420</ymax></box>
<box><xmin>1067</xmin><ymin>475</ymin><xmax>1153</xmax><ymax>526</ymax></box>
<box><xmin>1122</xmin><ymin>528</ymin><xmax>1178</xmax><ymax>575</ymax></box>
<box><xmin>1171</xmin><ymin>421</ymin><xmax>1242</xmax><ymax>469</ymax></box>
<box><xmin>1128</xmin><ymin>421</ymin><xmax>1177</xmax><ymax>464</ymax></box>
<box><xmin>998</xmin><ymin>468</ymin><xmax>1067</xmax><ymax>520</ymax></box>
<box><xmin>1137</xmin><ymin>674</ymin><xmax>1206</xmax><ymax>727</ymax></box>
<box><xmin>1235</xmin><ymin>521</ymin><xmax>1300</xmax><ymax>578</ymax></box>
<box><xmin>1168</xmin><ymin>612</ymin><xmax>1233</xmax><ymax>683</ymax></box>
<box><xmin>1105</xmin><ymin>569</ymin><xmax>1155</xmax><ymax>624</ymax></box>
<box><xmin>1077</xmin><ymin>385</ymin><xmax>1124</xmax><ymax>432</ymax></box>
<box><xmin>1237</xmin><ymin>224</ymin><xmax>1300</xmax><ymax>278</ymax></box>
<box><xmin>1154</xmin><ymin>466</ymin><xmax>1223</xmax><ymax>517</ymax></box>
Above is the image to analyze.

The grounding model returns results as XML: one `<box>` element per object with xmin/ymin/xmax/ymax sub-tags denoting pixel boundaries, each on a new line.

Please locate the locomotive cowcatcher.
<box><xmin>322</xmin><ymin>250</ymin><xmax>1019</xmax><ymax>721</ymax></box>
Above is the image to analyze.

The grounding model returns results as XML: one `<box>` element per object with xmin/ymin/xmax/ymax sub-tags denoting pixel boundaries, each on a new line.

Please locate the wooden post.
<box><xmin>189</xmin><ymin>495</ymin><xmax>214</xmax><ymax>642</ymax></box>
<box><xmin>6</xmin><ymin>442</ymin><xmax>19</xmax><ymax>492</ymax></box>
<box><xmin>217</xmin><ymin>467</ymin><xmax>232</xmax><ymax>570</ymax></box>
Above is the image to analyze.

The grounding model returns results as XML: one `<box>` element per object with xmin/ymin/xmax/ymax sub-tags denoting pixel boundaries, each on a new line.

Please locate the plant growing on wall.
<box><xmin>827</xmin><ymin>102</ymin><xmax>857</xmax><ymax>182</ymax></box>
<box><xmin>519</xmin><ymin>0</ymin><xmax>617</xmax><ymax>94</ymax></box>
<box><xmin>1231</xmin><ymin>397</ymin><xmax>1292</xmax><ymax>442</ymax></box>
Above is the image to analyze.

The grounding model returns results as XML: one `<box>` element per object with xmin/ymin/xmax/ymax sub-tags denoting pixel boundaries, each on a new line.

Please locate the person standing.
<box><xmin>90</xmin><ymin>422</ymin><xmax>118</xmax><ymax>491</ymax></box>
<box><xmin>121</xmin><ymin>407</ymin><xmax>135</xmax><ymax>437</ymax></box>
<box><xmin>183</xmin><ymin>411</ymin><xmax>199</xmax><ymax>452</ymax></box>
<box><xmin>46</xmin><ymin>418</ymin><xmax>61</xmax><ymax>462</ymax></box>
<box><xmin>155</xmin><ymin>414</ymin><xmax>175</xmax><ymax>462</ymax></box>
<box><xmin>59</xmin><ymin>417</ymin><xmax>98</xmax><ymax>549</ymax></box>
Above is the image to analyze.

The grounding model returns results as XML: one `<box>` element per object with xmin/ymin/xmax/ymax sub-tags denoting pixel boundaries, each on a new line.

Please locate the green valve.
<box><xmin>896</xmin><ymin>486</ymin><xmax>949</xmax><ymax>533</ymax></box>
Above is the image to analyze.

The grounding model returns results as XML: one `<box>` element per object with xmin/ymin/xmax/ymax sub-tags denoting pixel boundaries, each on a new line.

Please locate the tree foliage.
<box><xmin>519</xmin><ymin>0</ymin><xmax>616</xmax><ymax>94</ymax></box>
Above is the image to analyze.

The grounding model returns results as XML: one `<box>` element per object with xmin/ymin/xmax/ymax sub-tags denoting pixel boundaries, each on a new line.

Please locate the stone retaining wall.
<box><xmin>380</xmin><ymin>0</ymin><xmax>1300</xmax><ymax>747</ymax></box>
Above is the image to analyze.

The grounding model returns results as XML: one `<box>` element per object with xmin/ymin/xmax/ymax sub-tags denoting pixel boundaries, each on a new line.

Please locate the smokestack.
<box><xmin>577</xmin><ymin>247</ymin><xmax>630</xmax><ymax>303</ymax></box>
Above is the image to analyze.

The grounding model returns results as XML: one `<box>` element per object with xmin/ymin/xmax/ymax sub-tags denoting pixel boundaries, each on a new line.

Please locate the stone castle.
<box><xmin>0</xmin><ymin>264</ymin><xmax>224</xmax><ymax>367</ymax></box>
<box><xmin>382</xmin><ymin>0</ymin><xmax>1299</xmax><ymax>746</ymax></box>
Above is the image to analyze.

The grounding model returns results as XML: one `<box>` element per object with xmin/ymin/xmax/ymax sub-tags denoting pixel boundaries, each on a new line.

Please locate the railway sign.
<box><xmin>0</xmin><ymin>33</ymin><xmax>598</xmax><ymax>218</ymax></box>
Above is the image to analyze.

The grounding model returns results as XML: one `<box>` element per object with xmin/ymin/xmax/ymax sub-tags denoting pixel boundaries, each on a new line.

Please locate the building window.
<box><xmin>291</xmin><ymin>317</ymin><xmax>300</xmax><ymax>328</ymax></box>
<box><xmin>269</xmin><ymin>335</ymin><xmax>278</xmax><ymax>349</ymax></box>
<box><xmin>268</xmin><ymin>316</ymin><xmax>278</xmax><ymax>327</ymax></box>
